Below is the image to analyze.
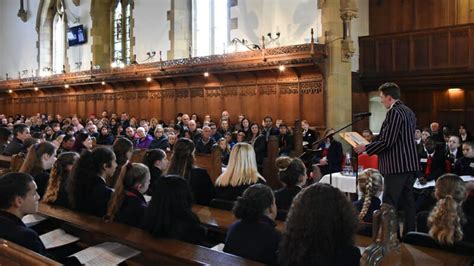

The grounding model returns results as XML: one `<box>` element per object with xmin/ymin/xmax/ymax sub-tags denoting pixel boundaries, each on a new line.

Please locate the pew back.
<box><xmin>38</xmin><ymin>203</ymin><xmax>261</xmax><ymax>265</ymax></box>
<box><xmin>0</xmin><ymin>238</ymin><xmax>61</xmax><ymax>266</ymax></box>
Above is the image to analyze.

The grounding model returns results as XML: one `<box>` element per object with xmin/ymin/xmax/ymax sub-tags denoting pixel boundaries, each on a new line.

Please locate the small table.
<box><xmin>320</xmin><ymin>172</ymin><xmax>357</xmax><ymax>193</ymax></box>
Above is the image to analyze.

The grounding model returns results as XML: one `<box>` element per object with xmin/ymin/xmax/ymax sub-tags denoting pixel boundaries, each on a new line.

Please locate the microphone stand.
<box><xmin>310</xmin><ymin>115</ymin><xmax>369</xmax><ymax>187</ymax></box>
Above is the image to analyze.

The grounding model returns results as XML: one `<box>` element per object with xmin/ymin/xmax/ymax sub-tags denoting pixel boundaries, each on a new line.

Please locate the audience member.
<box><xmin>274</xmin><ymin>156</ymin><xmax>306</xmax><ymax>210</ymax></box>
<box><xmin>106</xmin><ymin>163</ymin><xmax>150</xmax><ymax>227</ymax></box>
<box><xmin>96</xmin><ymin>126</ymin><xmax>115</xmax><ymax>145</ymax></box>
<box><xmin>454</xmin><ymin>141</ymin><xmax>474</xmax><ymax>176</ymax></box>
<box><xmin>353</xmin><ymin>169</ymin><xmax>383</xmax><ymax>226</ymax></box>
<box><xmin>278</xmin><ymin>124</ymin><xmax>293</xmax><ymax>156</ymax></box>
<box><xmin>71</xmin><ymin>131</ymin><xmax>93</xmax><ymax>154</ymax></box>
<box><xmin>278</xmin><ymin>183</ymin><xmax>360</xmax><ymax>266</ymax></box>
<box><xmin>149</xmin><ymin>126</ymin><xmax>170</xmax><ymax>150</ymax></box>
<box><xmin>215</xmin><ymin>143</ymin><xmax>266</xmax><ymax>201</ymax></box>
<box><xmin>302</xmin><ymin>120</ymin><xmax>317</xmax><ymax>149</ymax></box>
<box><xmin>42</xmin><ymin>152</ymin><xmax>79</xmax><ymax>207</ymax></box>
<box><xmin>3</xmin><ymin>123</ymin><xmax>30</xmax><ymax>155</ymax></box>
<box><xmin>0</xmin><ymin>172</ymin><xmax>46</xmax><ymax>256</ymax></box>
<box><xmin>142</xmin><ymin>148</ymin><xmax>168</xmax><ymax>194</ymax></box>
<box><xmin>224</xmin><ymin>184</ymin><xmax>280</xmax><ymax>265</ymax></box>
<box><xmin>142</xmin><ymin>175</ymin><xmax>206</xmax><ymax>244</ymax></box>
<box><xmin>459</xmin><ymin>124</ymin><xmax>472</xmax><ymax>143</ymax></box>
<box><xmin>166</xmin><ymin>138</ymin><xmax>215</xmax><ymax>205</ymax></box>
<box><xmin>312</xmin><ymin>128</ymin><xmax>343</xmax><ymax>179</ymax></box>
<box><xmin>67</xmin><ymin>147</ymin><xmax>117</xmax><ymax>217</ymax></box>
<box><xmin>427</xmin><ymin>174</ymin><xmax>473</xmax><ymax>243</ymax></box>
<box><xmin>18</xmin><ymin>142</ymin><xmax>57</xmax><ymax>198</ymax></box>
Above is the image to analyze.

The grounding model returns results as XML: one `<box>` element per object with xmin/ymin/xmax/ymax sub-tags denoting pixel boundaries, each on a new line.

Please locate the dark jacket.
<box><xmin>195</xmin><ymin>137</ymin><xmax>216</xmax><ymax>154</ymax></box>
<box><xmin>365</xmin><ymin>101</ymin><xmax>421</xmax><ymax>175</ymax></box>
<box><xmin>313</xmin><ymin>140</ymin><xmax>343</xmax><ymax>175</ymax></box>
<box><xmin>418</xmin><ymin>148</ymin><xmax>447</xmax><ymax>182</ymax></box>
<box><xmin>224</xmin><ymin>215</ymin><xmax>281</xmax><ymax>265</ymax></box>
<box><xmin>115</xmin><ymin>189</ymin><xmax>147</xmax><ymax>228</ymax></box>
<box><xmin>279</xmin><ymin>134</ymin><xmax>294</xmax><ymax>156</ymax></box>
<box><xmin>274</xmin><ymin>186</ymin><xmax>301</xmax><ymax>210</ymax></box>
<box><xmin>147</xmin><ymin>167</ymin><xmax>163</xmax><ymax>195</ymax></box>
<box><xmin>252</xmin><ymin>134</ymin><xmax>267</xmax><ymax>165</ymax></box>
<box><xmin>215</xmin><ymin>179</ymin><xmax>265</xmax><ymax>201</ymax></box>
<box><xmin>303</xmin><ymin>128</ymin><xmax>318</xmax><ymax>148</ymax></box>
<box><xmin>96</xmin><ymin>134</ymin><xmax>115</xmax><ymax>145</ymax></box>
<box><xmin>187</xmin><ymin>167</ymin><xmax>216</xmax><ymax>206</ymax></box>
<box><xmin>3</xmin><ymin>137</ymin><xmax>25</xmax><ymax>156</ymax></box>
<box><xmin>353</xmin><ymin>196</ymin><xmax>381</xmax><ymax>224</ymax></box>
<box><xmin>33</xmin><ymin>170</ymin><xmax>51</xmax><ymax>198</ymax></box>
<box><xmin>149</xmin><ymin>136</ymin><xmax>170</xmax><ymax>150</ymax></box>
<box><xmin>0</xmin><ymin>210</ymin><xmax>47</xmax><ymax>256</ymax></box>
<box><xmin>453</xmin><ymin>157</ymin><xmax>474</xmax><ymax>176</ymax></box>
<box><xmin>74</xmin><ymin>176</ymin><xmax>113</xmax><ymax>217</ymax></box>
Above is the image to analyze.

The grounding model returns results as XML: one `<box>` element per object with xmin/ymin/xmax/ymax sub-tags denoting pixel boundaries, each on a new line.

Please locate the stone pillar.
<box><xmin>167</xmin><ymin>0</ymin><xmax>192</xmax><ymax>59</ymax></box>
<box><xmin>320</xmin><ymin>0</ymin><xmax>357</xmax><ymax>134</ymax></box>
<box><xmin>90</xmin><ymin>0</ymin><xmax>113</xmax><ymax>70</ymax></box>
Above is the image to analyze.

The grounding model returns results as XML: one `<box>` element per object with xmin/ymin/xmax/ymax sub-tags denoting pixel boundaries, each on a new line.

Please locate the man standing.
<box><xmin>355</xmin><ymin>82</ymin><xmax>420</xmax><ymax>234</ymax></box>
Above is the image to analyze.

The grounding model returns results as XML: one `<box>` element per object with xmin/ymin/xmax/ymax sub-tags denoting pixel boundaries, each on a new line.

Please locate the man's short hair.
<box><xmin>0</xmin><ymin>172</ymin><xmax>34</xmax><ymax>209</ymax></box>
<box><xmin>264</xmin><ymin>116</ymin><xmax>273</xmax><ymax>121</ymax></box>
<box><xmin>12</xmin><ymin>123</ymin><xmax>28</xmax><ymax>137</ymax></box>
<box><xmin>378</xmin><ymin>82</ymin><xmax>401</xmax><ymax>100</ymax></box>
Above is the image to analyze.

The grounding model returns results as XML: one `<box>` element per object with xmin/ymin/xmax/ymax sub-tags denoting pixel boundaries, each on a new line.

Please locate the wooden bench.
<box><xmin>193</xmin><ymin>204</ymin><xmax>474</xmax><ymax>266</ymax></box>
<box><xmin>38</xmin><ymin>203</ymin><xmax>262</xmax><ymax>265</ymax></box>
<box><xmin>0</xmin><ymin>238</ymin><xmax>61</xmax><ymax>265</ymax></box>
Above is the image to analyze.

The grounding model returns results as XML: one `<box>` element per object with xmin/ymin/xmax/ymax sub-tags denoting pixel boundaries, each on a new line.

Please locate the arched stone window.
<box><xmin>36</xmin><ymin>0</ymin><xmax>68</xmax><ymax>76</ymax></box>
<box><xmin>111</xmin><ymin>0</ymin><xmax>133</xmax><ymax>67</ymax></box>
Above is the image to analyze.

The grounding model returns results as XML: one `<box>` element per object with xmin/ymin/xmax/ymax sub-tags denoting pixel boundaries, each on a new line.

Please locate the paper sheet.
<box><xmin>22</xmin><ymin>213</ymin><xmax>47</xmax><ymax>227</ymax></box>
<box><xmin>70</xmin><ymin>242</ymin><xmax>140</xmax><ymax>265</ymax></box>
<box><xmin>40</xmin><ymin>229</ymin><xmax>80</xmax><ymax>249</ymax></box>
<box><xmin>414</xmin><ymin>175</ymin><xmax>474</xmax><ymax>189</ymax></box>
<box><xmin>144</xmin><ymin>195</ymin><xmax>151</xmax><ymax>203</ymax></box>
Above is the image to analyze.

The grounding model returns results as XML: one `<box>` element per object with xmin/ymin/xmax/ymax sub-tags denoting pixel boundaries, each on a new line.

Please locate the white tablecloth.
<box><xmin>320</xmin><ymin>172</ymin><xmax>357</xmax><ymax>193</ymax></box>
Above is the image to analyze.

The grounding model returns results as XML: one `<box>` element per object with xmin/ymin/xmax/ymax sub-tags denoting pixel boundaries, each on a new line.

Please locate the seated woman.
<box><xmin>166</xmin><ymin>138</ymin><xmax>215</xmax><ymax>205</ymax></box>
<box><xmin>105</xmin><ymin>163</ymin><xmax>150</xmax><ymax>227</ymax></box>
<box><xmin>224</xmin><ymin>184</ymin><xmax>280</xmax><ymax>265</ymax></box>
<box><xmin>278</xmin><ymin>183</ymin><xmax>360</xmax><ymax>266</ymax></box>
<box><xmin>312</xmin><ymin>128</ymin><xmax>343</xmax><ymax>179</ymax></box>
<box><xmin>19</xmin><ymin>142</ymin><xmax>57</xmax><ymax>198</ymax></box>
<box><xmin>42</xmin><ymin>152</ymin><xmax>80</xmax><ymax>207</ymax></box>
<box><xmin>427</xmin><ymin>174</ymin><xmax>473</xmax><ymax>244</ymax></box>
<box><xmin>96</xmin><ymin>126</ymin><xmax>115</xmax><ymax>145</ymax></box>
<box><xmin>142</xmin><ymin>175</ymin><xmax>206</xmax><ymax>244</ymax></box>
<box><xmin>215</xmin><ymin>143</ymin><xmax>266</xmax><ymax>201</ymax></box>
<box><xmin>274</xmin><ymin>156</ymin><xmax>306</xmax><ymax>211</ymax></box>
<box><xmin>149</xmin><ymin>126</ymin><xmax>170</xmax><ymax>150</ymax></box>
<box><xmin>216</xmin><ymin>137</ymin><xmax>230</xmax><ymax>166</ymax></box>
<box><xmin>353</xmin><ymin>168</ymin><xmax>383</xmax><ymax>234</ymax></box>
<box><xmin>71</xmin><ymin>131</ymin><xmax>93</xmax><ymax>154</ymax></box>
<box><xmin>67</xmin><ymin>147</ymin><xmax>117</xmax><ymax>217</ymax></box>
<box><xmin>142</xmin><ymin>148</ymin><xmax>168</xmax><ymax>195</ymax></box>
<box><xmin>454</xmin><ymin>141</ymin><xmax>474</xmax><ymax>176</ymax></box>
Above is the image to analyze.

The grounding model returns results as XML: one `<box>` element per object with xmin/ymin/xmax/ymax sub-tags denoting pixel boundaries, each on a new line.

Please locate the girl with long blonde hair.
<box><xmin>215</xmin><ymin>142</ymin><xmax>266</xmax><ymax>201</ymax></box>
<box><xmin>428</xmin><ymin>174</ymin><xmax>467</xmax><ymax>244</ymax></box>
<box><xmin>354</xmin><ymin>168</ymin><xmax>384</xmax><ymax>223</ymax></box>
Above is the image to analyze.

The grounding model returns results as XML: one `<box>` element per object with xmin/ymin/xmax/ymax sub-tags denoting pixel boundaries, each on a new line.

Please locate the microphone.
<box><xmin>353</xmin><ymin>112</ymin><xmax>372</xmax><ymax>118</ymax></box>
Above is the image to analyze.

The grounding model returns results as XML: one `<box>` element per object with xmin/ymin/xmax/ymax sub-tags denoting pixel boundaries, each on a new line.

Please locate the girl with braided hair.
<box><xmin>428</xmin><ymin>174</ymin><xmax>471</xmax><ymax>244</ymax></box>
<box><xmin>42</xmin><ymin>152</ymin><xmax>79</xmax><ymax>207</ymax></box>
<box><xmin>353</xmin><ymin>168</ymin><xmax>383</xmax><ymax>224</ymax></box>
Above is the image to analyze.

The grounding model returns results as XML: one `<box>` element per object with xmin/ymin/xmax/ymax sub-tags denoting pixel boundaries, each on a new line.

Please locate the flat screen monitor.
<box><xmin>67</xmin><ymin>25</ymin><xmax>87</xmax><ymax>46</ymax></box>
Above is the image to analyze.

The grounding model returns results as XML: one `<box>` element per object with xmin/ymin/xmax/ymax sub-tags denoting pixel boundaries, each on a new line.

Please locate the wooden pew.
<box><xmin>0</xmin><ymin>238</ymin><xmax>61</xmax><ymax>266</ymax></box>
<box><xmin>0</xmin><ymin>154</ymin><xmax>11</xmax><ymax>168</ymax></box>
<box><xmin>193</xmin><ymin>204</ymin><xmax>474</xmax><ymax>266</ymax></box>
<box><xmin>38</xmin><ymin>203</ymin><xmax>261</xmax><ymax>265</ymax></box>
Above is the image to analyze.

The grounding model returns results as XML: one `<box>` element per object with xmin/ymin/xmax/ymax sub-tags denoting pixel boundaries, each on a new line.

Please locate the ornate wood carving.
<box><xmin>205</xmin><ymin>88</ymin><xmax>222</xmax><ymax>97</ymax></box>
<box><xmin>190</xmin><ymin>88</ymin><xmax>204</xmax><ymax>98</ymax></box>
<box><xmin>278</xmin><ymin>83</ymin><xmax>299</xmax><ymax>95</ymax></box>
<box><xmin>301</xmin><ymin>81</ymin><xmax>323</xmax><ymax>94</ymax></box>
<box><xmin>258</xmin><ymin>85</ymin><xmax>277</xmax><ymax>95</ymax></box>
<box><xmin>239</xmin><ymin>86</ymin><xmax>256</xmax><ymax>96</ymax></box>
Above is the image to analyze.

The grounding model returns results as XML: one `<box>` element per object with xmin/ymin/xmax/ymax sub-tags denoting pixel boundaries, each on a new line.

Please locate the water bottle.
<box><xmin>344</xmin><ymin>152</ymin><xmax>352</xmax><ymax>175</ymax></box>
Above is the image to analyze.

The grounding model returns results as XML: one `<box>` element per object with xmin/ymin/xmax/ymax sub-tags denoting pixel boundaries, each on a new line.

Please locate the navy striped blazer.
<box><xmin>365</xmin><ymin>101</ymin><xmax>421</xmax><ymax>175</ymax></box>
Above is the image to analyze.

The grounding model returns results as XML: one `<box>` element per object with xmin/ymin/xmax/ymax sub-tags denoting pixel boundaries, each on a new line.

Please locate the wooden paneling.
<box><xmin>360</xmin><ymin>24</ymin><xmax>474</xmax><ymax>74</ymax></box>
<box><xmin>370</xmin><ymin>0</ymin><xmax>474</xmax><ymax>35</ymax></box>
<box><xmin>0</xmin><ymin>78</ymin><xmax>325</xmax><ymax>127</ymax></box>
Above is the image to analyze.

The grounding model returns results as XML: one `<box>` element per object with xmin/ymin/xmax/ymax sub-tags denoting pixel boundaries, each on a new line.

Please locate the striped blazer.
<box><xmin>366</xmin><ymin>101</ymin><xmax>421</xmax><ymax>175</ymax></box>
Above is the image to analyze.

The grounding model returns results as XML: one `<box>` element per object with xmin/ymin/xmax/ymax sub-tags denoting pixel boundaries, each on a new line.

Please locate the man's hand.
<box><xmin>354</xmin><ymin>144</ymin><xmax>366</xmax><ymax>154</ymax></box>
